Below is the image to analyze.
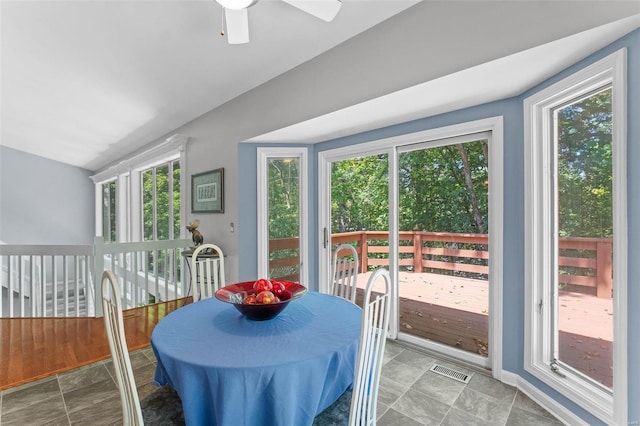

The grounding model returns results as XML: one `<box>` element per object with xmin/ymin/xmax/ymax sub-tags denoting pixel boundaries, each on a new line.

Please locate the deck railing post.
<box><xmin>596</xmin><ymin>239</ymin><xmax>613</xmax><ymax>299</ymax></box>
<box><xmin>360</xmin><ymin>232</ymin><xmax>368</xmax><ymax>273</ymax></box>
<box><xmin>413</xmin><ymin>232</ymin><xmax>422</xmax><ymax>272</ymax></box>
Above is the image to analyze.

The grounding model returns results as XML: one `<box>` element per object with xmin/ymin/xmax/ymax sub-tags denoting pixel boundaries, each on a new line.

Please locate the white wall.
<box><xmin>0</xmin><ymin>146</ymin><xmax>94</xmax><ymax>245</ymax></box>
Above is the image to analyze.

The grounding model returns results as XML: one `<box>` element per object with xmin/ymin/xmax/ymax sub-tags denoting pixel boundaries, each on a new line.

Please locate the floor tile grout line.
<box><xmin>502</xmin><ymin>388</ymin><xmax>519</xmax><ymax>426</ymax></box>
<box><xmin>55</xmin><ymin>374</ymin><xmax>72</xmax><ymax>426</ymax></box>
<box><xmin>384</xmin><ymin>352</ymin><xmax>460</xmax><ymax>425</ymax></box>
<box><xmin>437</xmin><ymin>378</ymin><xmax>469</xmax><ymax>426</ymax></box>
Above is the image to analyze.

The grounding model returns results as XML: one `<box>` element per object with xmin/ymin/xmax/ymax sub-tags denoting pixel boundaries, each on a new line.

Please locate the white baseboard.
<box><xmin>501</xmin><ymin>371</ymin><xmax>589</xmax><ymax>426</ymax></box>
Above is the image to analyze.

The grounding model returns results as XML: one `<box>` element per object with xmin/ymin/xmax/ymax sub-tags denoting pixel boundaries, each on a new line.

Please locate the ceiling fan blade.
<box><xmin>225</xmin><ymin>8</ymin><xmax>250</xmax><ymax>44</ymax></box>
<box><xmin>281</xmin><ymin>0</ymin><xmax>342</xmax><ymax>22</ymax></box>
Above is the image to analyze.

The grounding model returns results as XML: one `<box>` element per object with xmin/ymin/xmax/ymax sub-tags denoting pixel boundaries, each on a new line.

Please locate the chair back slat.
<box><xmin>102</xmin><ymin>270</ymin><xmax>143</xmax><ymax>426</ymax></box>
<box><xmin>349</xmin><ymin>268</ymin><xmax>391</xmax><ymax>426</ymax></box>
<box><xmin>331</xmin><ymin>243</ymin><xmax>359</xmax><ymax>303</ymax></box>
<box><xmin>191</xmin><ymin>244</ymin><xmax>225</xmax><ymax>301</ymax></box>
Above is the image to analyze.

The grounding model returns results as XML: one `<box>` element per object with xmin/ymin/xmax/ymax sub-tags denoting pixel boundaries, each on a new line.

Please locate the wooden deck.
<box><xmin>354</xmin><ymin>271</ymin><xmax>613</xmax><ymax>388</ymax></box>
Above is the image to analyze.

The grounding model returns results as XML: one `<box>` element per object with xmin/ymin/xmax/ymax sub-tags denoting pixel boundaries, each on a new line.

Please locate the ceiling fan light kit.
<box><xmin>216</xmin><ymin>0</ymin><xmax>342</xmax><ymax>45</ymax></box>
<box><xmin>216</xmin><ymin>0</ymin><xmax>257</xmax><ymax>11</ymax></box>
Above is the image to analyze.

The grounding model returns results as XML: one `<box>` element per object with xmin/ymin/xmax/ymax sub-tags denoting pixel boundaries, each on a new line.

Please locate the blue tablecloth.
<box><xmin>151</xmin><ymin>291</ymin><xmax>361</xmax><ymax>426</ymax></box>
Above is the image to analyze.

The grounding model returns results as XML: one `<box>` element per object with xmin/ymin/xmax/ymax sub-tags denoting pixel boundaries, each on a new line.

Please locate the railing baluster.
<box><xmin>145</xmin><ymin>251</ymin><xmax>151</xmax><ymax>302</ymax></box>
<box><xmin>52</xmin><ymin>256</ymin><xmax>58</xmax><ymax>317</ymax></box>
<box><xmin>64</xmin><ymin>255</ymin><xmax>69</xmax><ymax>317</ymax></box>
<box><xmin>75</xmin><ymin>255</ymin><xmax>80</xmax><ymax>316</ymax></box>
<box><xmin>19</xmin><ymin>255</ymin><xmax>25</xmax><ymax>317</ymax></box>
<box><xmin>40</xmin><ymin>255</ymin><xmax>45</xmax><ymax>316</ymax></box>
<box><xmin>30</xmin><ymin>255</ymin><xmax>36</xmax><ymax>317</ymax></box>
<box><xmin>43</xmin><ymin>256</ymin><xmax>48</xmax><ymax>317</ymax></box>
<box><xmin>131</xmin><ymin>251</ymin><xmax>141</xmax><ymax>305</ymax></box>
<box><xmin>8</xmin><ymin>256</ymin><xmax>14</xmax><ymax>317</ymax></box>
<box><xmin>162</xmin><ymin>250</ymin><xmax>170</xmax><ymax>300</ymax></box>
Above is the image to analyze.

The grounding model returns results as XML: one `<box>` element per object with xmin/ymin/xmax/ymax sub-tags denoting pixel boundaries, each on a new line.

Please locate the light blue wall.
<box><xmin>0</xmin><ymin>146</ymin><xmax>95</xmax><ymax>245</ymax></box>
<box><xmin>238</xmin><ymin>28</ymin><xmax>639</xmax><ymax>423</ymax></box>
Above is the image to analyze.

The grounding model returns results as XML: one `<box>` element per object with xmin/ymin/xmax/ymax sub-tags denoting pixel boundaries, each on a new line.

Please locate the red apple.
<box><xmin>243</xmin><ymin>295</ymin><xmax>257</xmax><ymax>305</ymax></box>
<box><xmin>271</xmin><ymin>281</ymin><xmax>286</xmax><ymax>296</ymax></box>
<box><xmin>256</xmin><ymin>290</ymin><xmax>276</xmax><ymax>304</ymax></box>
<box><xmin>253</xmin><ymin>278</ymin><xmax>273</xmax><ymax>292</ymax></box>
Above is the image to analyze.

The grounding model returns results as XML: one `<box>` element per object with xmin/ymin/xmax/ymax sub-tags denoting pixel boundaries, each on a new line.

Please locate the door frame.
<box><xmin>257</xmin><ymin>147</ymin><xmax>309</xmax><ymax>286</ymax></box>
<box><xmin>318</xmin><ymin>116</ymin><xmax>504</xmax><ymax>375</ymax></box>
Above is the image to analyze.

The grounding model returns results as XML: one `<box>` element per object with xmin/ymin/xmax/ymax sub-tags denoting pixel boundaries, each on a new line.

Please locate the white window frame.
<box><xmin>524</xmin><ymin>49</ymin><xmax>627</xmax><ymax>425</ymax></box>
<box><xmin>257</xmin><ymin>147</ymin><xmax>309</xmax><ymax>286</ymax></box>
<box><xmin>91</xmin><ymin>134</ymin><xmax>189</xmax><ymax>243</ymax></box>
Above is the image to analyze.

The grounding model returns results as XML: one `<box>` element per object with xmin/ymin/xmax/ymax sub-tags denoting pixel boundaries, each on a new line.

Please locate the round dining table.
<box><xmin>151</xmin><ymin>291</ymin><xmax>361</xmax><ymax>426</ymax></box>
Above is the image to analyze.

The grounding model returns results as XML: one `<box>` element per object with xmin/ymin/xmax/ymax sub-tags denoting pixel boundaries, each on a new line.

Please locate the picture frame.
<box><xmin>191</xmin><ymin>168</ymin><xmax>224</xmax><ymax>213</ymax></box>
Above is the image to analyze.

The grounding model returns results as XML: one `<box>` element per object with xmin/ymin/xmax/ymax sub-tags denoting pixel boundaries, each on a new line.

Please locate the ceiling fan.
<box><xmin>215</xmin><ymin>0</ymin><xmax>342</xmax><ymax>44</ymax></box>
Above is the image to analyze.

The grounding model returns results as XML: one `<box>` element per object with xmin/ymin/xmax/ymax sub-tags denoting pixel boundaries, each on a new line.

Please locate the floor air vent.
<box><xmin>429</xmin><ymin>364</ymin><xmax>471</xmax><ymax>384</ymax></box>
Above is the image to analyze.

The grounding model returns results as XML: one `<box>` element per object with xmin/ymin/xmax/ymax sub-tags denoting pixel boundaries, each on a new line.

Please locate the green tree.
<box><xmin>557</xmin><ymin>88</ymin><xmax>612</xmax><ymax>238</ymax></box>
<box><xmin>331</xmin><ymin>154</ymin><xmax>389</xmax><ymax>233</ymax></box>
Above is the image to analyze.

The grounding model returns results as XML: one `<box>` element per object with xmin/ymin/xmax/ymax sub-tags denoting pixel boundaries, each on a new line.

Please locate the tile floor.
<box><xmin>0</xmin><ymin>341</ymin><xmax>563</xmax><ymax>425</ymax></box>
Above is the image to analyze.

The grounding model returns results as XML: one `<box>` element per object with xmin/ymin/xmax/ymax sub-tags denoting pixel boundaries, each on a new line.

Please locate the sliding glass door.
<box><xmin>397</xmin><ymin>135</ymin><xmax>490</xmax><ymax>361</ymax></box>
<box><xmin>319</xmin><ymin>118</ymin><xmax>502</xmax><ymax>370</ymax></box>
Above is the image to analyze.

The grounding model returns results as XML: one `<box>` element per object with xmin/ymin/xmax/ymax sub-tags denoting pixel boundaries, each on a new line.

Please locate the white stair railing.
<box><xmin>0</xmin><ymin>244</ymin><xmax>93</xmax><ymax>318</ymax></box>
<box><xmin>93</xmin><ymin>237</ymin><xmax>192</xmax><ymax>317</ymax></box>
<box><xmin>1</xmin><ymin>238</ymin><xmax>192</xmax><ymax>318</ymax></box>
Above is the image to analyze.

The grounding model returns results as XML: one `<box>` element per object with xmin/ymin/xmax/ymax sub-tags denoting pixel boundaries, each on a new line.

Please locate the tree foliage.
<box><xmin>268</xmin><ymin>159</ymin><xmax>300</xmax><ymax>239</ymax></box>
<box><xmin>398</xmin><ymin>141</ymin><xmax>488</xmax><ymax>234</ymax></box>
<box><xmin>329</xmin><ymin>144</ymin><xmax>489</xmax><ymax>235</ymax></box>
<box><xmin>557</xmin><ymin>88</ymin><xmax>612</xmax><ymax>238</ymax></box>
<box><xmin>331</xmin><ymin>154</ymin><xmax>389</xmax><ymax>233</ymax></box>
<box><xmin>328</xmin><ymin>87</ymin><xmax>611</xmax><ymax>240</ymax></box>
<box><xmin>143</xmin><ymin>161</ymin><xmax>181</xmax><ymax>241</ymax></box>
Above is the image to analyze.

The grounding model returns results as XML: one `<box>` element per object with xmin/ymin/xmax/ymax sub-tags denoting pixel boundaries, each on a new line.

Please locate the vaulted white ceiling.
<box><xmin>1</xmin><ymin>1</ymin><xmax>639</xmax><ymax>171</ymax></box>
<box><xmin>1</xmin><ymin>0</ymin><xmax>418</xmax><ymax>170</ymax></box>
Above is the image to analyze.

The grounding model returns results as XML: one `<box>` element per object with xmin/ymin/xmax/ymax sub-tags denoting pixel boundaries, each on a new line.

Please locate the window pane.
<box><xmin>331</xmin><ymin>154</ymin><xmax>389</xmax><ymax>235</ymax></box>
<box><xmin>398</xmin><ymin>141</ymin><xmax>489</xmax><ymax>357</ymax></box>
<box><xmin>173</xmin><ymin>161</ymin><xmax>181</xmax><ymax>240</ymax></box>
<box><xmin>555</xmin><ymin>87</ymin><xmax>613</xmax><ymax>389</ymax></box>
<box><xmin>142</xmin><ymin>170</ymin><xmax>153</xmax><ymax>241</ymax></box>
<box><xmin>102</xmin><ymin>181</ymin><xmax>116</xmax><ymax>242</ymax></box>
<box><xmin>156</xmin><ymin>165</ymin><xmax>170</xmax><ymax>240</ymax></box>
<box><xmin>268</xmin><ymin>158</ymin><xmax>300</xmax><ymax>281</ymax></box>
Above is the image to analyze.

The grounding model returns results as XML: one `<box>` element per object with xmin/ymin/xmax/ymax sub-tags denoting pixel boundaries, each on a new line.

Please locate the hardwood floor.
<box><xmin>0</xmin><ymin>298</ymin><xmax>191</xmax><ymax>391</ymax></box>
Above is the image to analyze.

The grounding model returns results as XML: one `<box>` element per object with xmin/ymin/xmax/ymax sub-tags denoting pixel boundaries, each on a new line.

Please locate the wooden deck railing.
<box><xmin>270</xmin><ymin>231</ymin><xmax>613</xmax><ymax>299</ymax></box>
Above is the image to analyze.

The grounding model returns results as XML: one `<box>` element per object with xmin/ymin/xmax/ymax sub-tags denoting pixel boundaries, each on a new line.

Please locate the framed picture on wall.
<box><xmin>191</xmin><ymin>168</ymin><xmax>224</xmax><ymax>213</ymax></box>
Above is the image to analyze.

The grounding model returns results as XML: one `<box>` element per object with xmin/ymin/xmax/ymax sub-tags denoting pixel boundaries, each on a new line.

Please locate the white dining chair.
<box><xmin>101</xmin><ymin>270</ymin><xmax>184</xmax><ymax>426</ymax></box>
<box><xmin>314</xmin><ymin>267</ymin><xmax>391</xmax><ymax>426</ymax></box>
<box><xmin>191</xmin><ymin>243</ymin><xmax>225</xmax><ymax>301</ymax></box>
<box><xmin>331</xmin><ymin>243</ymin><xmax>359</xmax><ymax>303</ymax></box>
